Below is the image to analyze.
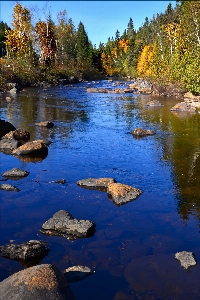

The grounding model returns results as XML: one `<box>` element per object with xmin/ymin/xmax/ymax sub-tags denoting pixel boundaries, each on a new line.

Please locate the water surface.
<box><xmin>0</xmin><ymin>80</ymin><xmax>200</xmax><ymax>299</ymax></box>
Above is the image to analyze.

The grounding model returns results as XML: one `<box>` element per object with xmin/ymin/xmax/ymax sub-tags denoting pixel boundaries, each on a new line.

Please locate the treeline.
<box><xmin>0</xmin><ymin>1</ymin><xmax>200</xmax><ymax>93</ymax></box>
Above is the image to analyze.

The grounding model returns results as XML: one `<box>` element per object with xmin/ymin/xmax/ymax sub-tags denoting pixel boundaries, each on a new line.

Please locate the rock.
<box><xmin>37</xmin><ymin>139</ymin><xmax>52</xmax><ymax>146</ymax></box>
<box><xmin>56</xmin><ymin>179</ymin><xmax>66</xmax><ymax>184</ymax></box>
<box><xmin>35</xmin><ymin>121</ymin><xmax>54</xmax><ymax>128</ymax></box>
<box><xmin>146</xmin><ymin>100</ymin><xmax>163</xmax><ymax>107</ymax></box>
<box><xmin>129</xmin><ymin>79</ymin><xmax>153</xmax><ymax>94</ymax></box>
<box><xmin>107</xmin><ymin>183</ymin><xmax>142</xmax><ymax>206</ymax></box>
<box><xmin>76</xmin><ymin>177</ymin><xmax>117</xmax><ymax>190</ymax></box>
<box><xmin>184</xmin><ymin>92</ymin><xmax>200</xmax><ymax>101</ymax></box>
<box><xmin>170</xmin><ymin>102</ymin><xmax>197</xmax><ymax>113</ymax></box>
<box><xmin>12</xmin><ymin>140</ymin><xmax>48</xmax><ymax>155</ymax></box>
<box><xmin>0</xmin><ymin>139</ymin><xmax>22</xmax><ymax>151</ymax></box>
<box><xmin>0</xmin><ymin>183</ymin><xmax>20</xmax><ymax>192</ymax></box>
<box><xmin>0</xmin><ymin>119</ymin><xmax>16</xmax><ymax>135</ymax></box>
<box><xmin>0</xmin><ymin>240</ymin><xmax>50</xmax><ymax>267</ymax></box>
<box><xmin>175</xmin><ymin>251</ymin><xmax>197</xmax><ymax>269</ymax></box>
<box><xmin>86</xmin><ymin>88</ymin><xmax>110</xmax><ymax>93</ymax></box>
<box><xmin>64</xmin><ymin>265</ymin><xmax>94</xmax><ymax>282</ymax></box>
<box><xmin>131</xmin><ymin>128</ymin><xmax>156</xmax><ymax>136</ymax></box>
<box><xmin>40</xmin><ymin>210</ymin><xmax>96</xmax><ymax>239</ymax></box>
<box><xmin>2</xmin><ymin>168</ymin><xmax>29</xmax><ymax>179</ymax></box>
<box><xmin>0</xmin><ymin>264</ymin><xmax>76</xmax><ymax>300</ymax></box>
<box><xmin>13</xmin><ymin>128</ymin><xmax>30</xmax><ymax>141</ymax></box>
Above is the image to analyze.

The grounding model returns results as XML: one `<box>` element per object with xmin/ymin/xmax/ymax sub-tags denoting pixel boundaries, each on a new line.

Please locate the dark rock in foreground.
<box><xmin>64</xmin><ymin>265</ymin><xmax>94</xmax><ymax>282</ymax></box>
<box><xmin>175</xmin><ymin>251</ymin><xmax>197</xmax><ymax>269</ymax></box>
<box><xmin>0</xmin><ymin>183</ymin><xmax>20</xmax><ymax>192</ymax></box>
<box><xmin>35</xmin><ymin>121</ymin><xmax>54</xmax><ymax>128</ymax></box>
<box><xmin>0</xmin><ymin>264</ymin><xmax>76</xmax><ymax>300</ymax></box>
<box><xmin>131</xmin><ymin>128</ymin><xmax>155</xmax><ymax>137</ymax></box>
<box><xmin>41</xmin><ymin>210</ymin><xmax>96</xmax><ymax>239</ymax></box>
<box><xmin>12</xmin><ymin>140</ymin><xmax>48</xmax><ymax>155</ymax></box>
<box><xmin>2</xmin><ymin>168</ymin><xmax>29</xmax><ymax>179</ymax></box>
<box><xmin>0</xmin><ymin>240</ymin><xmax>50</xmax><ymax>267</ymax></box>
<box><xmin>76</xmin><ymin>177</ymin><xmax>116</xmax><ymax>190</ymax></box>
<box><xmin>107</xmin><ymin>183</ymin><xmax>142</xmax><ymax>206</ymax></box>
<box><xmin>0</xmin><ymin>119</ymin><xmax>16</xmax><ymax>135</ymax></box>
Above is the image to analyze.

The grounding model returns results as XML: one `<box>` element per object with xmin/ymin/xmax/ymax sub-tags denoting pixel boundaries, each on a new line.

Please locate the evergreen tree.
<box><xmin>76</xmin><ymin>21</ymin><xmax>91</xmax><ymax>68</ymax></box>
<box><xmin>0</xmin><ymin>21</ymin><xmax>10</xmax><ymax>57</ymax></box>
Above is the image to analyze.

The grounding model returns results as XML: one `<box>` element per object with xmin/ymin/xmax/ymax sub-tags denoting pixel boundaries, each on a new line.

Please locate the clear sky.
<box><xmin>0</xmin><ymin>1</ymin><xmax>176</xmax><ymax>46</ymax></box>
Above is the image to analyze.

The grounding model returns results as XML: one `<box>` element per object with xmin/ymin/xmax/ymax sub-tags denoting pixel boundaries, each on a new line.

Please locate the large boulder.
<box><xmin>40</xmin><ymin>210</ymin><xmax>96</xmax><ymax>239</ymax></box>
<box><xmin>0</xmin><ymin>119</ymin><xmax>16</xmax><ymax>135</ymax></box>
<box><xmin>12</xmin><ymin>140</ymin><xmax>48</xmax><ymax>155</ymax></box>
<box><xmin>13</xmin><ymin>128</ymin><xmax>30</xmax><ymax>141</ymax></box>
<box><xmin>0</xmin><ymin>264</ymin><xmax>76</xmax><ymax>300</ymax></box>
<box><xmin>107</xmin><ymin>183</ymin><xmax>142</xmax><ymax>206</ymax></box>
<box><xmin>0</xmin><ymin>240</ymin><xmax>50</xmax><ymax>267</ymax></box>
<box><xmin>2</xmin><ymin>168</ymin><xmax>29</xmax><ymax>179</ymax></box>
<box><xmin>131</xmin><ymin>128</ymin><xmax>156</xmax><ymax>137</ymax></box>
<box><xmin>0</xmin><ymin>128</ymin><xmax>30</xmax><ymax>151</ymax></box>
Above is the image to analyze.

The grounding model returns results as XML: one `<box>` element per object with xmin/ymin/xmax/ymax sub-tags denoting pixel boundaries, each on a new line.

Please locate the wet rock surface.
<box><xmin>0</xmin><ymin>119</ymin><xmax>16</xmax><ymax>135</ymax></box>
<box><xmin>131</xmin><ymin>128</ymin><xmax>156</xmax><ymax>137</ymax></box>
<box><xmin>41</xmin><ymin>210</ymin><xmax>96</xmax><ymax>239</ymax></box>
<box><xmin>175</xmin><ymin>251</ymin><xmax>197</xmax><ymax>269</ymax></box>
<box><xmin>0</xmin><ymin>264</ymin><xmax>76</xmax><ymax>300</ymax></box>
<box><xmin>63</xmin><ymin>265</ymin><xmax>94</xmax><ymax>282</ymax></box>
<box><xmin>35</xmin><ymin>121</ymin><xmax>54</xmax><ymax>128</ymax></box>
<box><xmin>76</xmin><ymin>177</ymin><xmax>117</xmax><ymax>190</ymax></box>
<box><xmin>107</xmin><ymin>183</ymin><xmax>142</xmax><ymax>206</ymax></box>
<box><xmin>12</xmin><ymin>140</ymin><xmax>48</xmax><ymax>155</ymax></box>
<box><xmin>0</xmin><ymin>183</ymin><xmax>20</xmax><ymax>192</ymax></box>
<box><xmin>170</xmin><ymin>102</ymin><xmax>197</xmax><ymax>113</ymax></box>
<box><xmin>2</xmin><ymin>168</ymin><xmax>29</xmax><ymax>179</ymax></box>
<box><xmin>0</xmin><ymin>240</ymin><xmax>50</xmax><ymax>267</ymax></box>
<box><xmin>0</xmin><ymin>139</ymin><xmax>22</xmax><ymax>151</ymax></box>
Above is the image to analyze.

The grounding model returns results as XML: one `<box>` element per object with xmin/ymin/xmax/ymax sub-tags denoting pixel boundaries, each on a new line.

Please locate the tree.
<box><xmin>76</xmin><ymin>21</ymin><xmax>91</xmax><ymax>69</ymax></box>
<box><xmin>0</xmin><ymin>21</ymin><xmax>10</xmax><ymax>57</ymax></box>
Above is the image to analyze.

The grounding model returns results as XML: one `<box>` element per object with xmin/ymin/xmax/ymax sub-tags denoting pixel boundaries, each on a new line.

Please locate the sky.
<box><xmin>0</xmin><ymin>1</ymin><xmax>176</xmax><ymax>46</ymax></box>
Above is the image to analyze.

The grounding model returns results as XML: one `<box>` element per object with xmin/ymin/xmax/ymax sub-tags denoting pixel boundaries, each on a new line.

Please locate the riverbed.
<box><xmin>0</xmin><ymin>80</ymin><xmax>200</xmax><ymax>299</ymax></box>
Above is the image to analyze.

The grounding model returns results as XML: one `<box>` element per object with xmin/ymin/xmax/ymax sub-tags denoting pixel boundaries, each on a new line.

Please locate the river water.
<box><xmin>0</xmin><ymin>80</ymin><xmax>200</xmax><ymax>299</ymax></box>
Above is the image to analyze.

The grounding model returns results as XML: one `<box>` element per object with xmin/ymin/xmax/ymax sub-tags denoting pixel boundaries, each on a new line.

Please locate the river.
<box><xmin>0</xmin><ymin>80</ymin><xmax>200</xmax><ymax>299</ymax></box>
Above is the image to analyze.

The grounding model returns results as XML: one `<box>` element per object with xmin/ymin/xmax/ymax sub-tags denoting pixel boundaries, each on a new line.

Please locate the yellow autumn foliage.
<box><xmin>137</xmin><ymin>45</ymin><xmax>153</xmax><ymax>76</ymax></box>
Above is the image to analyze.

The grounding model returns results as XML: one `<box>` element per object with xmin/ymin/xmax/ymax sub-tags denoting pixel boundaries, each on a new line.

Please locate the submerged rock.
<box><xmin>146</xmin><ymin>100</ymin><xmax>163</xmax><ymax>107</ymax></box>
<box><xmin>131</xmin><ymin>128</ymin><xmax>155</xmax><ymax>137</ymax></box>
<box><xmin>0</xmin><ymin>240</ymin><xmax>50</xmax><ymax>267</ymax></box>
<box><xmin>35</xmin><ymin>121</ymin><xmax>54</xmax><ymax>128</ymax></box>
<box><xmin>12</xmin><ymin>140</ymin><xmax>48</xmax><ymax>155</ymax></box>
<box><xmin>0</xmin><ymin>264</ymin><xmax>76</xmax><ymax>300</ymax></box>
<box><xmin>0</xmin><ymin>183</ymin><xmax>20</xmax><ymax>192</ymax></box>
<box><xmin>64</xmin><ymin>265</ymin><xmax>94</xmax><ymax>282</ymax></box>
<box><xmin>107</xmin><ymin>183</ymin><xmax>142</xmax><ymax>206</ymax></box>
<box><xmin>76</xmin><ymin>177</ymin><xmax>116</xmax><ymax>190</ymax></box>
<box><xmin>0</xmin><ymin>119</ymin><xmax>16</xmax><ymax>135</ymax></box>
<box><xmin>2</xmin><ymin>168</ymin><xmax>29</xmax><ymax>179</ymax></box>
<box><xmin>41</xmin><ymin>210</ymin><xmax>96</xmax><ymax>239</ymax></box>
<box><xmin>175</xmin><ymin>251</ymin><xmax>197</xmax><ymax>269</ymax></box>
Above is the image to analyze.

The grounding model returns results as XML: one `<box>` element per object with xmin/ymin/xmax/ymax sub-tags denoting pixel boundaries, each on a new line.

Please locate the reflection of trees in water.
<box><xmin>5</xmin><ymin>87</ymin><xmax>89</xmax><ymax>143</ymax></box>
<box><xmin>138</xmin><ymin>102</ymin><xmax>200</xmax><ymax>223</ymax></box>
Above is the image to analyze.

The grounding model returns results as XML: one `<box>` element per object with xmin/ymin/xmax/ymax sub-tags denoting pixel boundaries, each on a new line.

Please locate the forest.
<box><xmin>0</xmin><ymin>1</ymin><xmax>200</xmax><ymax>93</ymax></box>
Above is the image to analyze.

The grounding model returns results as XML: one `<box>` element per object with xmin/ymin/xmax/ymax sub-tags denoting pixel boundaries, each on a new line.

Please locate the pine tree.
<box><xmin>76</xmin><ymin>21</ymin><xmax>91</xmax><ymax>69</ymax></box>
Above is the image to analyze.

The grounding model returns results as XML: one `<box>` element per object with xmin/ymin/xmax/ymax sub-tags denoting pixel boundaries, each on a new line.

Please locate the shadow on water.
<box><xmin>0</xmin><ymin>81</ymin><xmax>200</xmax><ymax>299</ymax></box>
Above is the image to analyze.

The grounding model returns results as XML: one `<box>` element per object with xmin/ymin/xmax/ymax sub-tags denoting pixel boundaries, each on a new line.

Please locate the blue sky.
<box><xmin>0</xmin><ymin>1</ymin><xmax>176</xmax><ymax>46</ymax></box>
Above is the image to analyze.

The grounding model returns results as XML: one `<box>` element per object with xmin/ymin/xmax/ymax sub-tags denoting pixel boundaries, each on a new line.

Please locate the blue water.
<box><xmin>0</xmin><ymin>80</ymin><xmax>200</xmax><ymax>299</ymax></box>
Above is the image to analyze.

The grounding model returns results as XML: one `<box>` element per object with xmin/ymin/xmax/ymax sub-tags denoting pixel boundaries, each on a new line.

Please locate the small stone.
<box><xmin>2</xmin><ymin>168</ymin><xmax>29</xmax><ymax>179</ymax></box>
<box><xmin>56</xmin><ymin>179</ymin><xmax>66</xmax><ymax>184</ymax></box>
<box><xmin>0</xmin><ymin>184</ymin><xmax>20</xmax><ymax>192</ymax></box>
<box><xmin>175</xmin><ymin>251</ymin><xmax>197</xmax><ymax>269</ymax></box>
<box><xmin>131</xmin><ymin>128</ymin><xmax>155</xmax><ymax>136</ymax></box>
<box><xmin>77</xmin><ymin>177</ymin><xmax>116</xmax><ymax>189</ymax></box>
<box><xmin>64</xmin><ymin>265</ymin><xmax>94</xmax><ymax>282</ymax></box>
<box><xmin>35</xmin><ymin>121</ymin><xmax>54</xmax><ymax>128</ymax></box>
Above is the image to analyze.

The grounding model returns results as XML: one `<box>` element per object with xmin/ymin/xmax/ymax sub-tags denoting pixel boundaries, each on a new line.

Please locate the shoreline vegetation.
<box><xmin>0</xmin><ymin>1</ymin><xmax>199</xmax><ymax>95</ymax></box>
